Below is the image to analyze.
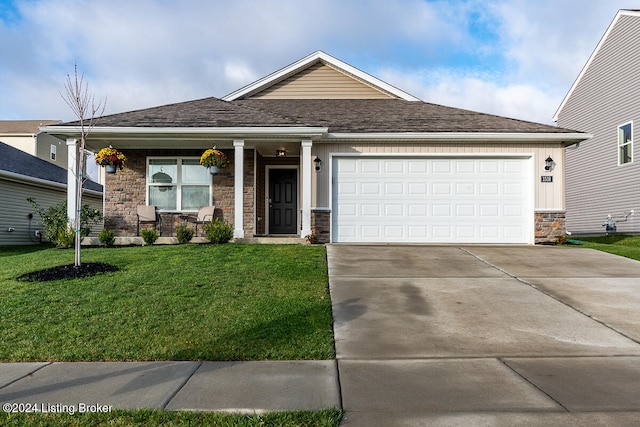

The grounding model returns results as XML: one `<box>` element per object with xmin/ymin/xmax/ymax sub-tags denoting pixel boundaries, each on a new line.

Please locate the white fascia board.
<box><xmin>222</xmin><ymin>50</ymin><xmax>420</xmax><ymax>102</ymax></box>
<box><xmin>41</xmin><ymin>126</ymin><xmax>329</xmax><ymax>138</ymax></box>
<box><xmin>325</xmin><ymin>132</ymin><xmax>592</xmax><ymax>144</ymax></box>
<box><xmin>553</xmin><ymin>10</ymin><xmax>640</xmax><ymax>122</ymax></box>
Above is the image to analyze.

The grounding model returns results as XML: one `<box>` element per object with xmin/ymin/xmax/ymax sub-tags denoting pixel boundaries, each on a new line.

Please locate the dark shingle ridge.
<box><xmin>56</xmin><ymin>96</ymin><xmax>577</xmax><ymax>134</ymax></box>
<box><xmin>0</xmin><ymin>142</ymin><xmax>102</xmax><ymax>192</ymax></box>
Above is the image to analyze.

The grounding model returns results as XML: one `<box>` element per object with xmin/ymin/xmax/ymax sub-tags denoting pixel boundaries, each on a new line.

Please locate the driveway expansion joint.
<box><xmin>498</xmin><ymin>357</ymin><xmax>570</xmax><ymax>412</ymax></box>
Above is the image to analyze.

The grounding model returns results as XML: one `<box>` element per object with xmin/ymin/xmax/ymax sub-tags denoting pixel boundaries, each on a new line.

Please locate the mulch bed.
<box><xmin>17</xmin><ymin>263</ymin><xmax>119</xmax><ymax>282</ymax></box>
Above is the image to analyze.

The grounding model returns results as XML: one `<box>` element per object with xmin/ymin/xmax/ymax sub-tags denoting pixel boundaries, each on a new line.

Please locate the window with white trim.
<box><xmin>50</xmin><ymin>144</ymin><xmax>57</xmax><ymax>161</ymax></box>
<box><xmin>147</xmin><ymin>158</ymin><xmax>211</xmax><ymax>211</ymax></box>
<box><xmin>618</xmin><ymin>121</ymin><xmax>633</xmax><ymax>165</ymax></box>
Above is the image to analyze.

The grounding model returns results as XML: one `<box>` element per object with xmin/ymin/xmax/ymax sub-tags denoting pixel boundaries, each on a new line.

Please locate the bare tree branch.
<box><xmin>60</xmin><ymin>63</ymin><xmax>106</xmax><ymax>267</ymax></box>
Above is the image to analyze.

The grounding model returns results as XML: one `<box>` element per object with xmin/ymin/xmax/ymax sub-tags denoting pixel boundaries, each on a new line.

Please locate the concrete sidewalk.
<box><xmin>0</xmin><ymin>360</ymin><xmax>340</xmax><ymax>413</ymax></box>
<box><xmin>329</xmin><ymin>245</ymin><xmax>640</xmax><ymax>426</ymax></box>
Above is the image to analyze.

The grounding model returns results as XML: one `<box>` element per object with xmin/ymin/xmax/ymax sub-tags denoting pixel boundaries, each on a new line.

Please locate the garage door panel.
<box><xmin>456</xmin><ymin>161</ymin><xmax>476</xmax><ymax>173</ymax></box>
<box><xmin>432</xmin><ymin>161</ymin><xmax>452</xmax><ymax>173</ymax></box>
<box><xmin>408</xmin><ymin>182</ymin><xmax>427</xmax><ymax>194</ymax></box>
<box><xmin>432</xmin><ymin>205</ymin><xmax>451</xmax><ymax>216</ymax></box>
<box><xmin>360</xmin><ymin>160</ymin><xmax>380</xmax><ymax>173</ymax></box>
<box><xmin>409</xmin><ymin>204</ymin><xmax>428</xmax><ymax>216</ymax></box>
<box><xmin>332</xmin><ymin>157</ymin><xmax>533</xmax><ymax>243</ymax></box>
<box><xmin>385</xmin><ymin>161</ymin><xmax>405</xmax><ymax>173</ymax></box>
<box><xmin>433</xmin><ymin>182</ymin><xmax>452</xmax><ymax>194</ymax></box>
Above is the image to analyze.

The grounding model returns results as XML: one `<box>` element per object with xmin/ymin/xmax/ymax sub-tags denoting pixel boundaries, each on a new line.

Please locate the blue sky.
<box><xmin>1</xmin><ymin>0</ymin><xmax>639</xmax><ymax>124</ymax></box>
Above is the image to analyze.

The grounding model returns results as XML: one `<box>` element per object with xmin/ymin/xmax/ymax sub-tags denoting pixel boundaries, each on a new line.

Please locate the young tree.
<box><xmin>61</xmin><ymin>64</ymin><xmax>106</xmax><ymax>267</ymax></box>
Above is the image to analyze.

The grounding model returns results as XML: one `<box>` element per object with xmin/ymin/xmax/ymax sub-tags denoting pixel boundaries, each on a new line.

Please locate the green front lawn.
<box><xmin>570</xmin><ymin>234</ymin><xmax>640</xmax><ymax>262</ymax></box>
<box><xmin>0</xmin><ymin>408</ymin><xmax>343</xmax><ymax>427</ymax></box>
<box><xmin>0</xmin><ymin>244</ymin><xmax>335</xmax><ymax>362</ymax></box>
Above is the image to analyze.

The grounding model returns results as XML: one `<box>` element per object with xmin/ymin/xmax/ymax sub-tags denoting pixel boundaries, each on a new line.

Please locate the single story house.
<box><xmin>554</xmin><ymin>9</ymin><xmax>640</xmax><ymax>234</ymax></box>
<box><xmin>0</xmin><ymin>141</ymin><xmax>103</xmax><ymax>245</ymax></box>
<box><xmin>42</xmin><ymin>51</ymin><xmax>588</xmax><ymax>244</ymax></box>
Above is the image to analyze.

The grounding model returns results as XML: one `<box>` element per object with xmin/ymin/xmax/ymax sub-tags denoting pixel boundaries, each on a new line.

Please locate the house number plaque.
<box><xmin>541</xmin><ymin>176</ymin><xmax>553</xmax><ymax>183</ymax></box>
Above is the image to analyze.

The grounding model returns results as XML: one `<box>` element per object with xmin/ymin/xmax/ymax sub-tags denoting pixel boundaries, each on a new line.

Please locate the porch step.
<box><xmin>234</xmin><ymin>237</ymin><xmax>307</xmax><ymax>245</ymax></box>
<box><xmin>81</xmin><ymin>236</ymin><xmax>307</xmax><ymax>246</ymax></box>
<box><xmin>81</xmin><ymin>236</ymin><xmax>170</xmax><ymax>246</ymax></box>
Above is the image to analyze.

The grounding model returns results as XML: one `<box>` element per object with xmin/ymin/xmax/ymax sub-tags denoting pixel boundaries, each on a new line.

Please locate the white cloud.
<box><xmin>2</xmin><ymin>0</ymin><xmax>640</xmax><ymax>124</ymax></box>
<box><xmin>379</xmin><ymin>67</ymin><xmax>560</xmax><ymax>124</ymax></box>
<box><xmin>223</xmin><ymin>62</ymin><xmax>258</xmax><ymax>87</ymax></box>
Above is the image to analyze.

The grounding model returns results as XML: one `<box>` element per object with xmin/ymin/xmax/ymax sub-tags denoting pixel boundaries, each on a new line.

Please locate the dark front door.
<box><xmin>269</xmin><ymin>169</ymin><xmax>297</xmax><ymax>234</ymax></box>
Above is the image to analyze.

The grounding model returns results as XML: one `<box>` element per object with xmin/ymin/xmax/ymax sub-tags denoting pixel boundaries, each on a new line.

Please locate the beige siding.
<box><xmin>250</xmin><ymin>63</ymin><xmax>395</xmax><ymax>99</ymax></box>
<box><xmin>557</xmin><ymin>15</ymin><xmax>640</xmax><ymax>234</ymax></box>
<box><xmin>35</xmin><ymin>134</ymin><xmax>69</xmax><ymax>169</ymax></box>
<box><xmin>0</xmin><ymin>135</ymin><xmax>35</xmax><ymax>155</ymax></box>
<box><xmin>0</xmin><ymin>178</ymin><xmax>103</xmax><ymax>245</ymax></box>
<box><xmin>311</xmin><ymin>142</ymin><xmax>565</xmax><ymax>211</ymax></box>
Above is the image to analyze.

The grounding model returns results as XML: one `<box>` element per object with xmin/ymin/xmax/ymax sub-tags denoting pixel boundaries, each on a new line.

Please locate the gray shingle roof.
<box><xmin>0</xmin><ymin>142</ymin><xmax>103</xmax><ymax>192</ymax></box>
<box><xmin>87</xmin><ymin>97</ymin><xmax>308</xmax><ymax>128</ymax></box>
<box><xmin>238</xmin><ymin>99</ymin><xmax>575</xmax><ymax>133</ymax></box>
<box><xmin>57</xmin><ymin>97</ymin><xmax>576</xmax><ymax>134</ymax></box>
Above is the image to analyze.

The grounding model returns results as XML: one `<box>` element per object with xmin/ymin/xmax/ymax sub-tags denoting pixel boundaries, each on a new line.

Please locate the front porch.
<box><xmin>66</xmin><ymin>137</ymin><xmax>321</xmax><ymax>242</ymax></box>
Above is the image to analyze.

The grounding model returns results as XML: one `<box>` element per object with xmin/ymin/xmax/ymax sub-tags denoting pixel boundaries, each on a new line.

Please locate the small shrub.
<box><xmin>56</xmin><ymin>224</ymin><xmax>76</xmax><ymax>248</ymax></box>
<box><xmin>176</xmin><ymin>223</ymin><xmax>195</xmax><ymax>244</ymax></box>
<box><xmin>27</xmin><ymin>198</ymin><xmax>102</xmax><ymax>245</ymax></box>
<box><xmin>203</xmin><ymin>218</ymin><xmax>233</xmax><ymax>244</ymax></box>
<box><xmin>140</xmin><ymin>228</ymin><xmax>159</xmax><ymax>245</ymax></box>
<box><xmin>305</xmin><ymin>230</ymin><xmax>318</xmax><ymax>244</ymax></box>
<box><xmin>98</xmin><ymin>228</ymin><xmax>116</xmax><ymax>246</ymax></box>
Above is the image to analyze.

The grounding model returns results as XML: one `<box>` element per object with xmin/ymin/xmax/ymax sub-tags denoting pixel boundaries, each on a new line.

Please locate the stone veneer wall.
<box><xmin>104</xmin><ymin>149</ymin><xmax>254</xmax><ymax>237</ymax></box>
<box><xmin>535</xmin><ymin>211</ymin><xmax>566</xmax><ymax>244</ymax></box>
<box><xmin>311</xmin><ymin>209</ymin><xmax>331</xmax><ymax>243</ymax></box>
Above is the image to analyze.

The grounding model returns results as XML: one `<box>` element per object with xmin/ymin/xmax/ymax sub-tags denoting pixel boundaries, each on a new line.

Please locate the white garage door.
<box><xmin>332</xmin><ymin>156</ymin><xmax>533</xmax><ymax>244</ymax></box>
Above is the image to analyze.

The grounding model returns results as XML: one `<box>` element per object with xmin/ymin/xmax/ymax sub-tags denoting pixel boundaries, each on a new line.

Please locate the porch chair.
<box><xmin>191</xmin><ymin>205</ymin><xmax>216</xmax><ymax>236</ymax></box>
<box><xmin>137</xmin><ymin>205</ymin><xmax>162</xmax><ymax>236</ymax></box>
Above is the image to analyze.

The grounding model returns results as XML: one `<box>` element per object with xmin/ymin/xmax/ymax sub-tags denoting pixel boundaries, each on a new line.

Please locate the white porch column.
<box><xmin>66</xmin><ymin>138</ymin><xmax>79</xmax><ymax>225</ymax></box>
<box><xmin>233</xmin><ymin>139</ymin><xmax>245</xmax><ymax>238</ymax></box>
<box><xmin>301</xmin><ymin>139</ymin><xmax>312</xmax><ymax>237</ymax></box>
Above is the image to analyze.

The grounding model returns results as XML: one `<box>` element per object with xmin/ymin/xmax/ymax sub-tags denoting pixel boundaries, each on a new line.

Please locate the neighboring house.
<box><xmin>0</xmin><ymin>120</ymin><xmax>101</xmax><ymax>184</ymax></box>
<box><xmin>42</xmin><ymin>51</ymin><xmax>588</xmax><ymax>244</ymax></box>
<box><xmin>0</xmin><ymin>120</ymin><xmax>64</xmax><ymax>166</ymax></box>
<box><xmin>554</xmin><ymin>9</ymin><xmax>640</xmax><ymax>235</ymax></box>
<box><xmin>0</xmin><ymin>142</ymin><xmax>103</xmax><ymax>245</ymax></box>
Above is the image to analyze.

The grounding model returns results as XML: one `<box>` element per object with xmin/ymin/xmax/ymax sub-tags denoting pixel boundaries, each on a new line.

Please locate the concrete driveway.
<box><xmin>328</xmin><ymin>245</ymin><xmax>640</xmax><ymax>426</ymax></box>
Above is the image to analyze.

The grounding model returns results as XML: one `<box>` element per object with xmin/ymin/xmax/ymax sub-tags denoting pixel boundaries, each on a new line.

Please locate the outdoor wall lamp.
<box><xmin>276</xmin><ymin>149</ymin><xmax>286</xmax><ymax>157</ymax></box>
<box><xmin>544</xmin><ymin>156</ymin><xmax>555</xmax><ymax>171</ymax></box>
<box><xmin>314</xmin><ymin>157</ymin><xmax>322</xmax><ymax>172</ymax></box>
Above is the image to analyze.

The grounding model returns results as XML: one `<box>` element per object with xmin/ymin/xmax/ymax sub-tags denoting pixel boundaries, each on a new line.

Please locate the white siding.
<box><xmin>558</xmin><ymin>14</ymin><xmax>640</xmax><ymax>234</ymax></box>
<box><xmin>0</xmin><ymin>178</ymin><xmax>103</xmax><ymax>245</ymax></box>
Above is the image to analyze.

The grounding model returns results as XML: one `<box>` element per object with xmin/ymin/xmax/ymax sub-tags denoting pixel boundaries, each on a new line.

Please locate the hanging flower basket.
<box><xmin>200</xmin><ymin>147</ymin><xmax>229</xmax><ymax>174</ymax></box>
<box><xmin>95</xmin><ymin>146</ymin><xmax>127</xmax><ymax>172</ymax></box>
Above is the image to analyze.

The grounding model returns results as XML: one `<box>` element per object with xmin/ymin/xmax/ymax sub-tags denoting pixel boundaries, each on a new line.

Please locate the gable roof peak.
<box><xmin>222</xmin><ymin>50</ymin><xmax>420</xmax><ymax>102</ymax></box>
